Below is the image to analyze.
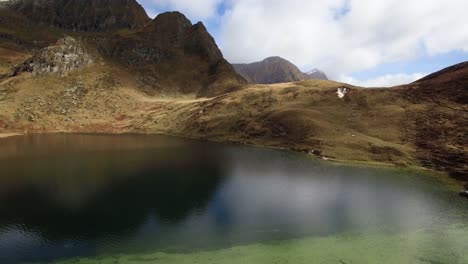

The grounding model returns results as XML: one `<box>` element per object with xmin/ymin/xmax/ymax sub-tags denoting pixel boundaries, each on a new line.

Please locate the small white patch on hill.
<box><xmin>337</xmin><ymin>87</ymin><xmax>348</xmax><ymax>99</ymax></box>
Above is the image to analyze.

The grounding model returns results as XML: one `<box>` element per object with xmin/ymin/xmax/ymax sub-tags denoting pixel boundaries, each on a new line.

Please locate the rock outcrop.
<box><xmin>13</xmin><ymin>36</ymin><xmax>93</xmax><ymax>76</ymax></box>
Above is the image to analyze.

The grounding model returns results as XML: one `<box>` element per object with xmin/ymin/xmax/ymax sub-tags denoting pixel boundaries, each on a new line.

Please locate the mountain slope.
<box><xmin>0</xmin><ymin>5</ymin><xmax>246</xmax><ymax>97</ymax></box>
<box><xmin>0</xmin><ymin>1</ymin><xmax>465</xmax><ymax>187</ymax></box>
<box><xmin>233</xmin><ymin>56</ymin><xmax>328</xmax><ymax>84</ymax></box>
<box><xmin>5</xmin><ymin>0</ymin><xmax>150</xmax><ymax>32</ymax></box>
<box><xmin>94</xmin><ymin>11</ymin><xmax>246</xmax><ymax>97</ymax></box>
<box><xmin>1</xmin><ymin>62</ymin><xmax>466</xmax><ymax>185</ymax></box>
<box><xmin>402</xmin><ymin>62</ymin><xmax>468</xmax><ymax>180</ymax></box>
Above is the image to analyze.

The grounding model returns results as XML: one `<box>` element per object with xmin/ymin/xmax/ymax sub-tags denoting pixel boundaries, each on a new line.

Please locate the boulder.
<box><xmin>460</xmin><ymin>190</ymin><xmax>468</xmax><ymax>199</ymax></box>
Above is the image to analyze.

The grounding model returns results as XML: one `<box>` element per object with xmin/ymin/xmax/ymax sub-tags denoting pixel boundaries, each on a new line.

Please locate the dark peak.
<box><xmin>260</xmin><ymin>57</ymin><xmax>301</xmax><ymax>70</ymax></box>
<box><xmin>192</xmin><ymin>21</ymin><xmax>208</xmax><ymax>32</ymax></box>
<box><xmin>233</xmin><ymin>56</ymin><xmax>304</xmax><ymax>84</ymax></box>
<box><xmin>145</xmin><ymin>12</ymin><xmax>222</xmax><ymax>62</ymax></box>
<box><xmin>404</xmin><ymin>61</ymin><xmax>467</xmax><ymax>104</ymax></box>
<box><xmin>414</xmin><ymin>61</ymin><xmax>468</xmax><ymax>83</ymax></box>
<box><xmin>185</xmin><ymin>21</ymin><xmax>223</xmax><ymax>63</ymax></box>
<box><xmin>7</xmin><ymin>0</ymin><xmax>151</xmax><ymax>32</ymax></box>
<box><xmin>150</xmin><ymin>11</ymin><xmax>193</xmax><ymax>29</ymax></box>
<box><xmin>99</xmin><ymin>10</ymin><xmax>243</xmax><ymax>97</ymax></box>
<box><xmin>262</xmin><ymin>56</ymin><xmax>291</xmax><ymax>63</ymax></box>
<box><xmin>146</xmin><ymin>11</ymin><xmax>193</xmax><ymax>43</ymax></box>
<box><xmin>260</xmin><ymin>56</ymin><xmax>302</xmax><ymax>70</ymax></box>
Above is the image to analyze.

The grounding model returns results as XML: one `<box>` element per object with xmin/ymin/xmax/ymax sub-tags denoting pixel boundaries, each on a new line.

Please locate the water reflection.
<box><xmin>0</xmin><ymin>134</ymin><xmax>466</xmax><ymax>264</ymax></box>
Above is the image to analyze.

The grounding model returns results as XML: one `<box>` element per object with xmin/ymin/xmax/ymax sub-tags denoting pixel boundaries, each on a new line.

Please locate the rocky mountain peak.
<box><xmin>304</xmin><ymin>68</ymin><xmax>328</xmax><ymax>80</ymax></box>
<box><xmin>92</xmin><ymin>11</ymin><xmax>245</xmax><ymax>97</ymax></box>
<box><xmin>185</xmin><ymin>22</ymin><xmax>223</xmax><ymax>63</ymax></box>
<box><xmin>233</xmin><ymin>56</ymin><xmax>305</xmax><ymax>84</ymax></box>
<box><xmin>145</xmin><ymin>11</ymin><xmax>194</xmax><ymax>48</ymax></box>
<box><xmin>233</xmin><ymin>56</ymin><xmax>328</xmax><ymax>84</ymax></box>
<box><xmin>0</xmin><ymin>2</ymin><xmax>246</xmax><ymax>97</ymax></box>
<box><xmin>262</xmin><ymin>56</ymin><xmax>286</xmax><ymax>63</ymax></box>
<box><xmin>140</xmin><ymin>11</ymin><xmax>224</xmax><ymax>64</ymax></box>
<box><xmin>6</xmin><ymin>0</ymin><xmax>150</xmax><ymax>31</ymax></box>
<box><xmin>149</xmin><ymin>11</ymin><xmax>192</xmax><ymax>30</ymax></box>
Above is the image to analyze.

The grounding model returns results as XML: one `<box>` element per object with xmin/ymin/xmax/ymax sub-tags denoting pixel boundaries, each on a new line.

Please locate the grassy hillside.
<box><xmin>0</xmin><ymin>2</ymin><xmax>465</xmax><ymax>186</ymax></box>
<box><xmin>1</xmin><ymin>59</ymin><xmax>466</xmax><ymax>185</ymax></box>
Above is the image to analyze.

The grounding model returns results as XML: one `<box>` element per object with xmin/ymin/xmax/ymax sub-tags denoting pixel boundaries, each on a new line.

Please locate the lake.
<box><xmin>0</xmin><ymin>134</ymin><xmax>467</xmax><ymax>264</ymax></box>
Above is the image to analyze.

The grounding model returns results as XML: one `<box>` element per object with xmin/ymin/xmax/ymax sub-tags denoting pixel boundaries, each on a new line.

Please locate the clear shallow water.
<box><xmin>0</xmin><ymin>134</ymin><xmax>466</xmax><ymax>264</ymax></box>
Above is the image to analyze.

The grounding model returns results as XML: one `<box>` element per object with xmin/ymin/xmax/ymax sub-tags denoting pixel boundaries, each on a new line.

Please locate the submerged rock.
<box><xmin>13</xmin><ymin>36</ymin><xmax>93</xmax><ymax>77</ymax></box>
<box><xmin>460</xmin><ymin>190</ymin><xmax>468</xmax><ymax>199</ymax></box>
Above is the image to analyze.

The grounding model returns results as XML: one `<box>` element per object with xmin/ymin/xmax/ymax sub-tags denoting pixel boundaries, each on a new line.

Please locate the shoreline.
<box><xmin>0</xmin><ymin>133</ymin><xmax>23</xmax><ymax>139</ymax></box>
<box><xmin>0</xmin><ymin>131</ymin><xmax>448</xmax><ymax>171</ymax></box>
<box><xmin>0</xmin><ymin>131</ymin><xmax>463</xmax><ymax>191</ymax></box>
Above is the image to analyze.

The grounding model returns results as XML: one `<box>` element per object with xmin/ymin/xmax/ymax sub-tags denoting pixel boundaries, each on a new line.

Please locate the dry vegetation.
<box><xmin>0</xmin><ymin>43</ymin><xmax>466</xmax><ymax>186</ymax></box>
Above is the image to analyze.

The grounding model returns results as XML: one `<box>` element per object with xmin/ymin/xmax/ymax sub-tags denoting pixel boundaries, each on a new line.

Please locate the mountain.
<box><xmin>304</xmin><ymin>69</ymin><xmax>328</xmax><ymax>80</ymax></box>
<box><xmin>2</xmin><ymin>60</ymin><xmax>466</xmax><ymax>182</ymax></box>
<box><xmin>4</xmin><ymin>0</ymin><xmax>151</xmax><ymax>32</ymax></box>
<box><xmin>408</xmin><ymin>61</ymin><xmax>468</xmax><ymax>104</ymax></box>
<box><xmin>0</xmin><ymin>2</ymin><xmax>246</xmax><ymax>97</ymax></box>
<box><xmin>233</xmin><ymin>57</ymin><xmax>305</xmax><ymax>84</ymax></box>
<box><xmin>402</xmin><ymin>62</ymin><xmax>468</xmax><ymax>179</ymax></box>
<box><xmin>0</xmin><ymin>1</ymin><xmax>466</xmax><ymax>186</ymax></box>
<box><xmin>233</xmin><ymin>56</ymin><xmax>328</xmax><ymax>84</ymax></box>
<box><xmin>94</xmin><ymin>11</ymin><xmax>246</xmax><ymax>96</ymax></box>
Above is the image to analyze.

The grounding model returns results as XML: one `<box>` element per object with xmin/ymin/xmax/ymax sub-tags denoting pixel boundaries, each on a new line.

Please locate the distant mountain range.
<box><xmin>232</xmin><ymin>56</ymin><xmax>328</xmax><ymax>84</ymax></box>
<box><xmin>304</xmin><ymin>68</ymin><xmax>328</xmax><ymax>81</ymax></box>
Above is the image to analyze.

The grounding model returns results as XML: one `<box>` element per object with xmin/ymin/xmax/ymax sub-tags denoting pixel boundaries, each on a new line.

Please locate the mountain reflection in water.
<box><xmin>0</xmin><ymin>134</ymin><xmax>467</xmax><ymax>264</ymax></box>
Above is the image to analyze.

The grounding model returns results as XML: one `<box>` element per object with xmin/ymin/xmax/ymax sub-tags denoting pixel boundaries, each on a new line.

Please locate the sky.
<box><xmin>138</xmin><ymin>0</ymin><xmax>468</xmax><ymax>87</ymax></box>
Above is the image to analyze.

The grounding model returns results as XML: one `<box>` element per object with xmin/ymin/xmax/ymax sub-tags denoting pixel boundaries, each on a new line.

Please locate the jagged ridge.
<box><xmin>0</xmin><ymin>5</ymin><xmax>246</xmax><ymax>97</ymax></box>
<box><xmin>95</xmin><ymin>11</ymin><xmax>246</xmax><ymax>97</ymax></box>
<box><xmin>6</xmin><ymin>0</ymin><xmax>150</xmax><ymax>32</ymax></box>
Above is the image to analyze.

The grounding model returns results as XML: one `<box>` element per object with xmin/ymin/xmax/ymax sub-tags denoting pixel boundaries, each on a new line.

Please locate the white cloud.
<box><xmin>219</xmin><ymin>0</ymin><xmax>468</xmax><ymax>80</ymax></box>
<box><xmin>136</xmin><ymin>0</ymin><xmax>467</xmax><ymax>87</ymax></box>
<box><xmin>339</xmin><ymin>72</ymin><xmax>428</xmax><ymax>87</ymax></box>
<box><xmin>145</xmin><ymin>9</ymin><xmax>159</xmax><ymax>19</ymax></box>
<box><xmin>139</xmin><ymin>0</ymin><xmax>222</xmax><ymax>20</ymax></box>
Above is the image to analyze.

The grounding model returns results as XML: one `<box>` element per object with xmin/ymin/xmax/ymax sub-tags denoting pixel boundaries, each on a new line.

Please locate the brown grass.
<box><xmin>0</xmin><ymin>61</ymin><xmax>466</xmax><ymax>185</ymax></box>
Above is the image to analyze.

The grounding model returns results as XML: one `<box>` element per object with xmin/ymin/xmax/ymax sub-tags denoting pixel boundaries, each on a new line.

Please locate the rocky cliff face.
<box><xmin>0</xmin><ymin>4</ymin><xmax>245</xmax><ymax>97</ymax></box>
<box><xmin>6</xmin><ymin>0</ymin><xmax>150</xmax><ymax>32</ymax></box>
<box><xmin>96</xmin><ymin>12</ymin><xmax>246</xmax><ymax>97</ymax></box>
<box><xmin>233</xmin><ymin>57</ymin><xmax>327</xmax><ymax>84</ymax></box>
<box><xmin>13</xmin><ymin>36</ymin><xmax>93</xmax><ymax>76</ymax></box>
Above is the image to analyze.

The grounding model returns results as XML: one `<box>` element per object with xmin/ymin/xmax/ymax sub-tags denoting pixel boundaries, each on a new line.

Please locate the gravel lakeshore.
<box><xmin>0</xmin><ymin>133</ymin><xmax>22</xmax><ymax>138</ymax></box>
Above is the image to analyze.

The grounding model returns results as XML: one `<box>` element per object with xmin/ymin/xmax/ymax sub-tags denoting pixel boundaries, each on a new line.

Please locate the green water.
<box><xmin>0</xmin><ymin>134</ymin><xmax>466</xmax><ymax>264</ymax></box>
